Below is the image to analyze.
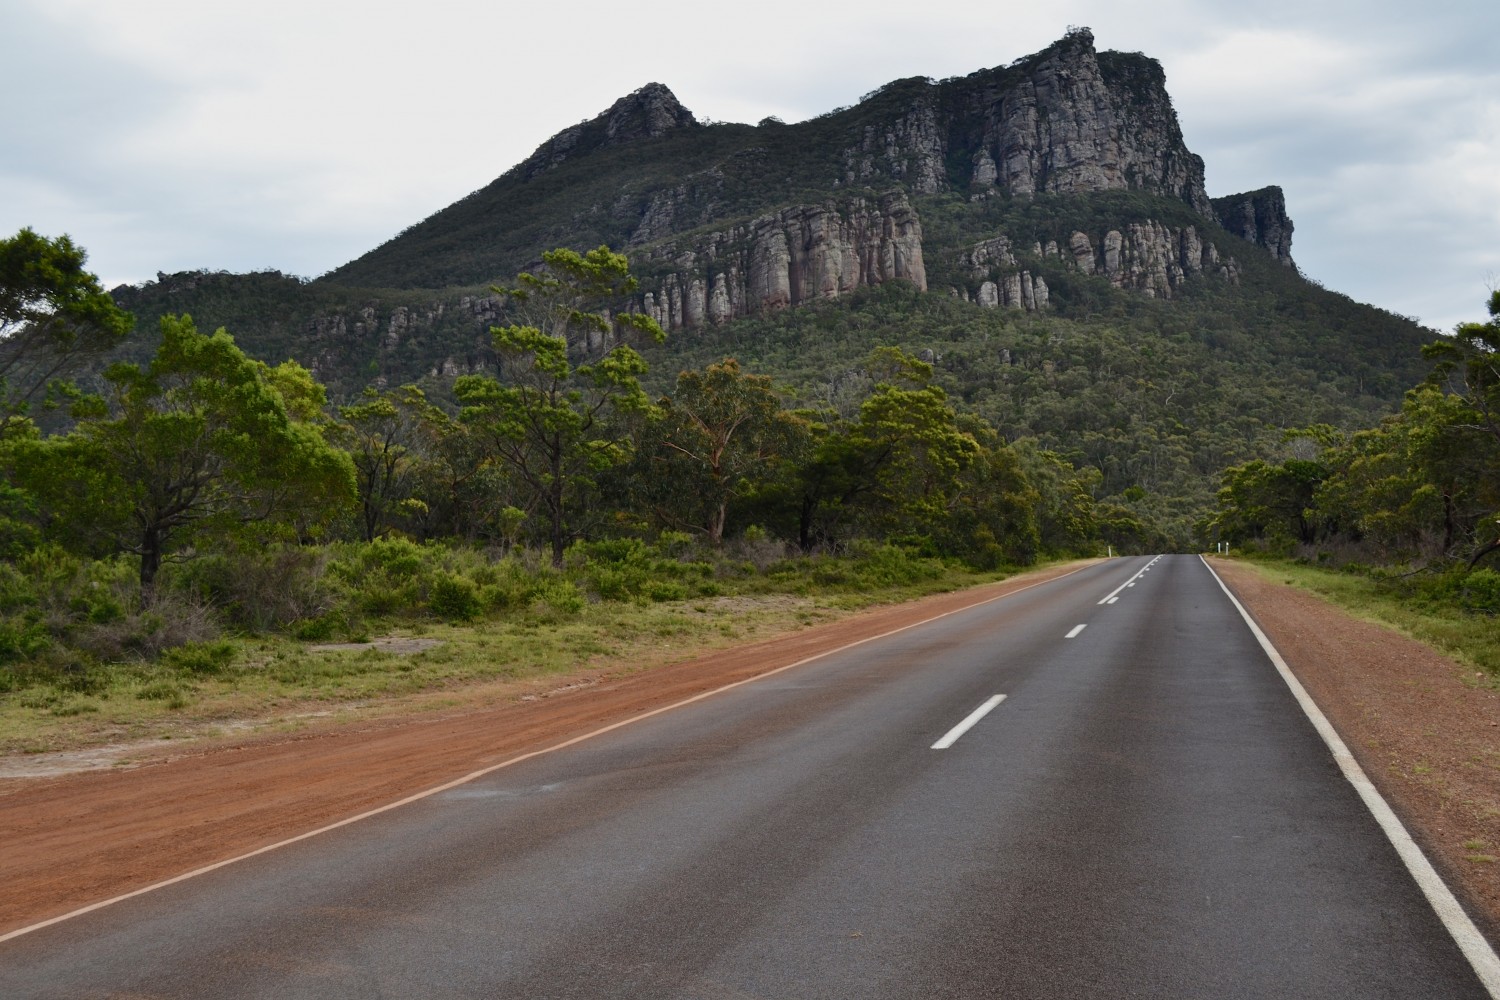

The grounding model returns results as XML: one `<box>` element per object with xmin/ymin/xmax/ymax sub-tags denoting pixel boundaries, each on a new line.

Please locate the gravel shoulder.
<box><xmin>3</xmin><ymin>557</ymin><xmax>1497</xmax><ymax>947</ymax></box>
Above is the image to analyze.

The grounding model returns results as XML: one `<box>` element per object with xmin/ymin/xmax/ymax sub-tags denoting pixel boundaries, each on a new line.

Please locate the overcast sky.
<box><xmin>3</xmin><ymin>0</ymin><xmax>1496</xmax><ymax>332</ymax></box>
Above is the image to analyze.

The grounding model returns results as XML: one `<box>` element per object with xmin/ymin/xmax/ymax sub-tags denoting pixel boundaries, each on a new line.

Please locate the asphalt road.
<box><xmin>1</xmin><ymin>555</ymin><xmax>1490</xmax><ymax>998</ymax></box>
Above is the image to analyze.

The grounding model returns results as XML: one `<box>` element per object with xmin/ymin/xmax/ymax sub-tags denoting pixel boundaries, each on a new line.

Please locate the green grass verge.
<box><xmin>1229</xmin><ymin>557</ymin><xmax>1500</xmax><ymax>682</ymax></box>
<box><xmin>0</xmin><ymin>554</ymin><xmax>1044</xmax><ymax>757</ymax></box>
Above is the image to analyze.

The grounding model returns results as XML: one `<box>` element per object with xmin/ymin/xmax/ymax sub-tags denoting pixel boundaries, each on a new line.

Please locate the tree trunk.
<box><xmin>548</xmin><ymin>466</ymin><xmax>566</xmax><ymax>568</ymax></box>
<box><xmin>139</xmin><ymin>526</ymin><xmax>163</xmax><ymax>603</ymax></box>
<box><xmin>709</xmin><ymin>502</ymin><xmax>728</xmax><ymax>547</ymax></box>
<box><xmin>798</xmin><ymin>493</ymin><xmax>816</xmax><ymax>553</ymax></box>
<box><xmin>1443</xmin><ymin>490</ymin><xmax>1456</xmax><ymax>554</ymax></box>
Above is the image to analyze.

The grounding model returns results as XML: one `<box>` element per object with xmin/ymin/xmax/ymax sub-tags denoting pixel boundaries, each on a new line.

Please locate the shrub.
<box><xmin>646</xmin><ymin>580</ymin><xmax>687</xmax><ymax>602</ymax></box>
<box><xmin>174</xmin><ymin>546</ymin><xmax>340</xmax><ymax>632</ymax></box>
<box><xmin>1420</xmin><ymin>568</ymin><xmax>1500</xmax><ymax>615</ymax></box>
<box><xmin>71</xmin><ymin>592</ymin><xmax>220</xmax><ymax>662</ymax></box>
<box><xmin>530</xmin><ymin>580</ymin><xmax>585</xmax><ymax>619</ymax></box>
<box><xmin>161</xmin><ymin>640</ymin><xmax>238</xmax><ymax>676</ymax></box>
<box><xmin>361</xmin><ymin>537</ymin><xmax>427</xmax><ymax>579</ymax></box>
<box><xmin>0</xmin><ymin>617</ymin><xmax>50</xmax><ymax>664</ymax></box>
<box><xmin>135</xmin><ymin>678</ymin><xmax>188</xmax><ymax>708</ymax></box>
<box><xmin>429</xmin><ymin>573</ymin><xmax>482</xmax><ymax>622</ymax></box>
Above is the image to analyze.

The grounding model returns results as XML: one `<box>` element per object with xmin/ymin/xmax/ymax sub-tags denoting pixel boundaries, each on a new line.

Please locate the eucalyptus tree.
<box><xmin>455</xmin><ymin>247</ymin><xmax>664</xmax><ymax>565</ymax></box>
<box><xmin>635</xmin><ymin>358</ymin><xmax>808</xmax><ymax>546</ymax></box>
<box><xmin>7</xmin><ymin>315</ymin><xmax>355</xmax><ymax>597</ymax></box>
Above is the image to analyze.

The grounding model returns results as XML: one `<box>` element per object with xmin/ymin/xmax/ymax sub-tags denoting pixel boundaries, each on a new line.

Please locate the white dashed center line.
<box><xmin>1098</xmin><ymin>554</ymin><xmax>1162</xmax><ymax>604</ymax></box>
<box><xmin>932</xmin><ymin>695</ymin><xmax>1007</xmax><ymax>749</ymax></box>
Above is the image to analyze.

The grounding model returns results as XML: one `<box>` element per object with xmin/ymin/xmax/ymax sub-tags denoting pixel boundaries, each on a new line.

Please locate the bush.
<box><xmin>1459</xmin><ymin>569</ymin><xmax>1500</xmax><ymax>614</ymax></box>
<box><xmin>135</xmin><ymin>678</ymin><xmax>188</xmax><ymax>707</ymax></box>
<box><xmin>161</xmin><ymin>640</ymin><xmax>238</xmax><ymax>676</ymax></box>
<box><xmin>174</xmin><ymin>546</ymin><xmax>340</xmax><ymax>632</ymax></box>
<box><xmin>0</xmin><ymin>617</ymin><xmax>50</xmax><ymax>664</ymax></box>
<box><xmin>361</xmin><ymin>537</ymin><xmax>427</xmax><ymax>579</ymax></box>
<box><xmin>71</xmin><ymin>592</ymin><xmax>220</xmax><ymax>662</ymax></box>
<box><xmin>429</xmin><ymin>573</ymin><xmax>482</xmax><ymax>622</ymax></box>
<box><xmin>1417</xmin><ymin>568</ymin><xmax>1500</xmax><ymax>615</ymax></box>
<box><xmin>530</xmin><ymin>580</ymin><xmax>585</xmax><ymax>619</ymax></box>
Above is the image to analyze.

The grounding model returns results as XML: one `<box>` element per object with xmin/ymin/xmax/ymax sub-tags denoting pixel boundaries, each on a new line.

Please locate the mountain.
<box><xmin>107</xmin><ymin>28</ymin><xmax>1437</xmax><ymax>542</ymax></box>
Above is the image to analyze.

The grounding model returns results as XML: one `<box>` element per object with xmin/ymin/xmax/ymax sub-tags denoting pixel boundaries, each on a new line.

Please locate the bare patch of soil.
<box><xmin>306</xmin><ymin>637</ymin><xmax>444</xmax><ymax>654</ymax></box>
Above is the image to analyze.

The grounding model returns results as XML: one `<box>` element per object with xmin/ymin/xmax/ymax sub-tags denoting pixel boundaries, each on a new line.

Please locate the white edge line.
<box><xmin>0</xmin><ymin>563</ymin><xmax>1098</xmax><ymax>946</ymax></box>
<box><xmin>931</xmin><ymin>695</ymin><xmax>1007</xmax><ymax>750</ymax></box>
<box><xmin>1065</xmin><ymin>624</ymin><xmax>1087</xmax><ymax>639</ymax></box>
<box><xmin>1199</xmin><ymin>555</ymin><xmax>1500</xmax><ymax>997</ymax></box>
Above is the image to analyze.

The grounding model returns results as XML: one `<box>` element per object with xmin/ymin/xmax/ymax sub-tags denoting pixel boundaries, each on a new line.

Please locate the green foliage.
<box><xmin>5</xmin><ymin>315</ymin><xmax>356</xmax><ymax>595</ymax></box>
<box><xmin>0</xmin><ymin>227</ymin><xmax>133</xmax><ymax>430</ymax></box>
<box><xmin>160</xmin><ymin>640</ymin><xmax>238</xmax><ymax>676</ymax></box>
<box><xmin>173</xmin><ymin>544</ymin><xmax>340</xmax><ymax>632</ymax></box>
<box><xmin>567</xmin><ymin>536</ymin><xmax>713</xmax><ymax>603</ymax></box>
<box><xmin>457</xmin><ymin>247</ymin><xmax>665</xmax><ymax>565</ymax></box>
<box><xmin>631</xmin><ymin>358</ymin><xmax>809</xmax><ymax>545</ymax></box>
<box><xmin>1217</xmin><ymin>295</ymin><xmax>1500</xmax><ymax>628</ymax></box>
<box><xmin>335</xmin><ymin>385</ymin><xmax>422</xmax><ymax>541</ymax></box>
<box><xmin>429</xmin><ymin>573</ymin><xmax>482</xmax><ymax>622</ymax></box>
<box><xmin>1211</xmin><ymin>454</ymin><xmax>1331</xmax><ymax>548</ymax></box>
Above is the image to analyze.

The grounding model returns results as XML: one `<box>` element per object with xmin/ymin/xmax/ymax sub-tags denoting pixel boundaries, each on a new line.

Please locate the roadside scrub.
<box><xmin>0</xmin><ymin>536</ymin><xmax>1022</xmax><ymax>754</ymax></box>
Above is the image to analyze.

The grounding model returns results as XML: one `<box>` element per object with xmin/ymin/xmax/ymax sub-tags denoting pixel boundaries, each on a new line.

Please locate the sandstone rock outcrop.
<box><xmin>301</xmin><ymin>294</ymin><xmax>504</xmax><ymax>384</ymax></box>
<box><xmin>840</xmin><ymin>91</ymin><xmax>947</xmax><ymax>195</ymax></box>
<box><xmin>822</xmin><ymin>29</ymin><xmax>1212</xmax><ymax>217</ymax></box>
<box><xmin>952</xmin><ymin>30</ymin><xmax>1212</xmax><ymax>214</ymax></box>
<box><xmin>953</xmin><ymin>237</ymin><xmax>1050</xmax><ymax>311</ymax></box>
<box><xmin>1074</xmin><ymin>222</ymin><xmax>1239</xmax><ymax>296</ymax></box>
<box><xmin>954</xmin><ymin>220</ymin><xmax>1238</xmax><ymax>311</ymax></box>
<box><xmin>638</xmin><ymin>193</ymin><xmax>927</xmax><ymax>331</ymax></box>
<box><xmin>325</xmin><ymin>29</ymin><xmax>1254</xmax><ymax>294</ymax></box>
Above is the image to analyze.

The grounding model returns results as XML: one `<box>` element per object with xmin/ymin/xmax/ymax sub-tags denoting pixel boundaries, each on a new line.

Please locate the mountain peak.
<box><xmin>516</xmin><ymin>82</ymin><xmax>697</xmax><ymax>181</ymax></box>
<box><xmin>604</xmin><ymin>83</ymin><xmax>696</xmax><ymax>142</ymax></box>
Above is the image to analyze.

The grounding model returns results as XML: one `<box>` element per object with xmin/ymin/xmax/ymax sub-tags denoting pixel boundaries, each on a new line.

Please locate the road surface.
<box><xmin>0</xmin><ymin>555</ymin><xmax>1489</xmax><ymax>998</ymax></box>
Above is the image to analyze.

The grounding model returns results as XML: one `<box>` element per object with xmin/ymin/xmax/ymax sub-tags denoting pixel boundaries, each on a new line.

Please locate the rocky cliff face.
<box><xmin>638</xmin><ymin>193</ymin><xmax>927</xmax><ymax>331</ymax></box>
<box><xmin>1061</xmin><ymin>222</ymin><xmax>1239</xmax><ymax>296</ymax></box>
<box><xmin>606</xmin><ymin>28</ymin><xmax>1221</xmax><ymax>330</ymax></box>
<box><xmin>840</xmin><ymin>91</ymin><xmax>949</xmax><ymax>195</ymax></box>
<box><xmin>830</xmin><ymin>30</ymin><xmax>1211</xmax><ymax>215</ymax></box>
<box><xmin>302</xmin><ymin>295</ymin><xmax>505</xmax><ymax>383</ymax></box>
<box><xmin>172</xmin><ymin>29</ymin><xmax>1309</xmax><ymax>376</ymax></box>
<box><xmin>1213</xmin><ymin>186</ymin><xmax>1296</xmax><ymax>268</ymax></box>
<box><xmin>949</xmin><ymin>31</ymin><xmax>1212</xmax><ymax>214</ymax></box>
<box><xmin>323</xmin><ymin>28</ymin><xmax>1262</xmax><ymax>296</ymax></box>
<box><xmin>953</xmin><ymin>221</ymin><xmax>1239</xmax><ymax>312</ymax></box>
<box><xmin>952</xmin><ymin>237</ymin><xmax>1052</xmax><ymax>312</ymax></box>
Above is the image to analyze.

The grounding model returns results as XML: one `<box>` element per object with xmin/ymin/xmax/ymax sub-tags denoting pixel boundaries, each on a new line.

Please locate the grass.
<box><xmin>0</xmin><ymin>554</ymin><xmax>1040</xmax><ymax>757</ymax></box>
<box><xmin>1229</xmin><ymin>557</ymin><xmax>1500</xmax><ymax>683</ymax></box>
